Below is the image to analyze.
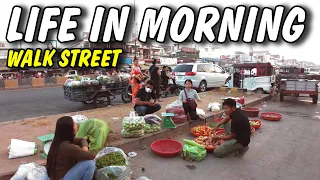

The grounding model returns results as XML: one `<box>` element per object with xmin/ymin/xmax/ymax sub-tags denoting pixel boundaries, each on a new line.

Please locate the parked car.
<box><xmin>172</xmin><ymin>63</ymin><xmax>230</xmax><ymax>92</ymax></box>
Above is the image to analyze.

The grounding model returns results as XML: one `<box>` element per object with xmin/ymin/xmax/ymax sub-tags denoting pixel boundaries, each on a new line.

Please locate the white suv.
<box><xmin>172</xmin><ymin>63</ymin><xmax>230</xmax><ymax>92</ymax></box>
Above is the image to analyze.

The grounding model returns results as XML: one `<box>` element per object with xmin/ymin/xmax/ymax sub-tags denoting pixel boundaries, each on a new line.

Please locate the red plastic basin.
<box><xmin>249</xmin><ymin>119</ymin><xmax>262</xmax><ymax>129</ymax></box>
<box><xmin>260</xmin><ymin>112</ymin><xmax>283</xmax><ymax>121</ymax></box>
<box><xmin>151</xmin><ymin>139</ymin><xmax>183</xmax><ymax>158</ymax></box>
<box><xmin>242</xmin><ymin>107</ymin><xmax>261</xmax><ymax>117</ymax></box>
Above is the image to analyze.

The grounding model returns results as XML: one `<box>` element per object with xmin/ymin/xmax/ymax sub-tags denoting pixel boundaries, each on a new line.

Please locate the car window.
<box><xmin>197</xmin><ymin>64</ymin><xmax>207</xmax><ymax>72</ymax></box>
<box><xmin>214</xmin><ymin>66</ymin><xmax>223</xmax><ymax>73</ymax></box>
<box><xmin>207</xmin><ymin>64</ymin><xmax>216</xmax><ymax>72</ymax></box>
<box><xmin>173</xmin><ymin>65</ymin><xmax>193</xmax><ymax>72</ymax></box>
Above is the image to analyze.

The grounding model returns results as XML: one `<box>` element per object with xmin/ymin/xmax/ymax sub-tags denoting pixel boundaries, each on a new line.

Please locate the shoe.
<box><xmin>235</xmin><ymin>146</ymin><xmax>249</xmax><ymax>157</ymax></box>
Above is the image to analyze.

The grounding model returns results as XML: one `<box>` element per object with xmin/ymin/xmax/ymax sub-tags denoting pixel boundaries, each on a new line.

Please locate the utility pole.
<box><xmin>249</xmin><ymin>47</ymin><xmax>253</xmax><ymax>62</ymax></box>
<box><xmin>134</xmin><ymin>0</ymin><xmax>137</xmax><ymax>59</ymax></box>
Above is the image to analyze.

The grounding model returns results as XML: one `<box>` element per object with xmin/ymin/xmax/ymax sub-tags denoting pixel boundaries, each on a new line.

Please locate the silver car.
<box><xmin>172</xmin><ymin>63</ymin><xmax>230</xmax><ymax>92</ymax></box>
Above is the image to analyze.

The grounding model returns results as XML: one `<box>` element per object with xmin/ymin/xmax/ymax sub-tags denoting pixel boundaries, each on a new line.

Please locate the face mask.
<box><xmin>145</xmin><ymin>87</ymin><xmax>152</xmax><ymax>93</ymax></box>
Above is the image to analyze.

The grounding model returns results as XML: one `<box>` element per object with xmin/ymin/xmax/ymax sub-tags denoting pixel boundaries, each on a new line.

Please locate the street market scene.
<box><xmin>0</xmin><ymin>0</ymin><xmax>320</xmax><ymax>180</ymax></box>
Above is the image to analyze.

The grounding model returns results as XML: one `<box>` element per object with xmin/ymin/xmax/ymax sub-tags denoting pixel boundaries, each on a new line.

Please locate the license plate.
<box><xmin>177</xmin><ymin>76</ymin><xmax>184</xmax><ymax>79</ymax></box>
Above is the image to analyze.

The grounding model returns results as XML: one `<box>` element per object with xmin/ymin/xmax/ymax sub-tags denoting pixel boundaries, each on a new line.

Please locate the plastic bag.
<box><xmin>122</xmin><ymin>117</ymin><xmax>146</xmax><ymax>131</ymax></box>
<box><xmin>8</xmin><ymin>139</ymin><xmax>36</xmax><ymax>159</ymax></box>
<box><xmin>196</xmin><ymin>108</ymin><xmax>205</xmax><ymax>116</ymax></box>
<box><xmin>76</xmin><ymin>119</ymin><xmax>110</xmax><ymax>151</ymax></box>
<box><xmin>71</xmin><ymin>81</ymin><xmax>81</xmax><ymax>87</ymax></box>
<box><xmin>95</xmin><ymin>147</ymin><xmax>131</xmax><ymax>180</ymax></box>
<box><xmin>143</xmin><ymin>114</ymin><xmax>162</xmax><ymax>125</ymax></box>
<box><xmin>64</xmin><ymin>79</ymin><xmax>73</xmax><ymax>86</ymax></box>
<box><xmin>144</xmin><ymin>124</ymin><xmax>162</xmax><ymax>133</ymax></box>
<box><xmin>80</xmin><ymin>79</ymin><xmax>91</xmax><ymax>86</ymax></box>
<box><xmin>208</xmin><ymin>102</ymin><xmax>221</xmax><ymax>112</ymax></box>
<box><xmin>181</xmin><ymin>139</ymin><xmax>206</xmax><ymax>161</ymax></box>
<box><xmin>166</xmin><ymin>107</ymin><xmax>185</xmax><ymax>115</ymax></box>
<box><xmin>121</xmin><ymin>129</ymin><xmax>145</xmax><ymax>138</ymax></box>
<box><xmin>166</xmin><ymin>100</ymin><xmax>183</xmax><ymax>109</ymax></box>
<box><xmin>71</xmin><ymin>114</ymin><xmax>88</xmax><ymax>124</ymax></box>
<box><xmin>137</xmin><ymin>177</ymin><xmax>152</xmax><ymax>180</ymax></box>
<box><xmin>90</xmin><ymin>80</ymin><xmax>100</xmax><ymax>85</ymax></box>
<box><xmin>172</xmin><ymin>114</ymin><xmax>187</xmax><ymax>124</ymax></box>
<box><xmin>11</xmin><ymin>162</ymin><xmax>49</xmax><ymax>180</ymax></box>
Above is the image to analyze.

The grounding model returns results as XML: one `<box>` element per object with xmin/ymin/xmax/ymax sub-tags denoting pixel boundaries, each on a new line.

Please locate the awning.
<box><xmin>119</xmin><ymin>58</ymin><xmax>132</xmax><ymax>65</ymax></box>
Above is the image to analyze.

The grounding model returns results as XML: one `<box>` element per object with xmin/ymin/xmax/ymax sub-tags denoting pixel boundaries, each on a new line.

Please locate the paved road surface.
<box><xmin>0</xmin><ymin>87</ymin><xmax>126</xmax><ymax>122</ymax></box>
<box><xmin>130</xmin><ymin>96</ymin><xmax>320</xmax><ymax>180</ymax></box>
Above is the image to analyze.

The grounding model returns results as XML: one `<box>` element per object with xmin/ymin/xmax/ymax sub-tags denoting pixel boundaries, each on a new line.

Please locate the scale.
<box><xmin>37</xmin><ymin>134</ymin><xmax>54</xmax><ymax>159</ymax></box>
<box><xmin>161</xmin><ymin>112</ymin><xmax>176</xmax><ymax>129</ymax></box>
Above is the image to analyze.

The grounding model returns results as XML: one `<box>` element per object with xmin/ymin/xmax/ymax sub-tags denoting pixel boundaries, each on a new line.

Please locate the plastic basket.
<box><xmin>150</xmin><ymin>139</ymin><xmax>183</xmax><ymax>158</ymax></box>
<box><xmin>242</xmin><ymin>107</ymin><xmax>261</xmax><ymax>117</ymax></box>
<box><xmin>249</xmin><ymin>119</ymin><xmax>262</xmax><ymax>129</ymax></box>
<box><xmin>260</xmin><ymin>112</ymin><xmax>283</xmax><ymax>121</ymax></box>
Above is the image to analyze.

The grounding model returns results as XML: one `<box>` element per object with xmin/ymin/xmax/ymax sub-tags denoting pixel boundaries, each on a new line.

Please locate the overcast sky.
<box><xmin>0</xmin><ymin>0</ymin><xmax>318</xmax><ymax>63</ymax></box>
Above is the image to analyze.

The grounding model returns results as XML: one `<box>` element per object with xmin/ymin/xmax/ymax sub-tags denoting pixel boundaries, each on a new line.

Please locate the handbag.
<box><xmin>184</xmin><ymin>90</ymin><xmax>197</xmax><ymax>110</ymax></box>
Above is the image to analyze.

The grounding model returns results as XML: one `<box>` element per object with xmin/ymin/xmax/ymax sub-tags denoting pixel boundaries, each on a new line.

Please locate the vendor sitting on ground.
<box><xmin>134</xmin><ymin>80</ymin><xmax>161</xmax><ymax>116</ymax></box>
<box><xmin>47</xmin><ymin>116</ymin><xmax>96</xmax><ymax>180</ymax></box>
<box><xmin>179</xmin><ymin>79</ymin><xmax>204</xmax><ymax>121</ymax></box>
<box><xmin>211</xmin><ymin>98</ymin><xmax>251</xmax><ymax>158</ymax></box>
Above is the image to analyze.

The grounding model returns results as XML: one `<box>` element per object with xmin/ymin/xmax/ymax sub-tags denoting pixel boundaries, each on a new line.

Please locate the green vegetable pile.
<box><xmin>95</xmin><ymin>152</ymin><xmax>126</xmax><ymax>169</ymax></box>
<box><xmin>97</xmin><ymin>76</ymin><xmax>111</xmax><ymax>84</ymax></box>
<box><xmin>144</xmin><ymin>124</ymin><xmax>161</xmax><ymax>133</ymax></box>
<box><xmin>121</xmin><ymin>129</ymin><xmax>144</xmax><ymax>138</ymax></box>
<box><xmin>207</xmin><ymin>122</ymin><xmax>223</xmax><ymax>128</ymax></box>
<box><xmin>122</xmin><ymin>117</ymin><xmax>145</xmax><ymax>131</ymax></box>
<box><xmin>74</xmin><ymin>76</ymin><xmax>82</xmax><ymax>81</ymax></box>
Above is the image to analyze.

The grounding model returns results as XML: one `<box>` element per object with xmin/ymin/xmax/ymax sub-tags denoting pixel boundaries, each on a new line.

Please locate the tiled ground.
<box><xmin>129</xmin><ymin>96</ymin><xmax>320</xmax><ymax>180</ymax></box>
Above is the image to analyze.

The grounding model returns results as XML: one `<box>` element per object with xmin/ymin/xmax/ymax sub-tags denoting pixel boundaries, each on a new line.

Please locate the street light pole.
<box><xmin>134</xmin><ymin>0</ymin><xmax>137</xmax><ymax>59</ymax></box>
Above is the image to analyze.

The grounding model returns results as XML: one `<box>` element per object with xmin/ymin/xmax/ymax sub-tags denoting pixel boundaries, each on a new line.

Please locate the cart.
<box><xmin>63</xmin><ymin>80</ymin><xmax>132</xmax><ymax>108</ymax></box>
<box><xmin>279</xmin><ymin>79</ymin><xmax>319</xmax><ymax>104</ymax></box>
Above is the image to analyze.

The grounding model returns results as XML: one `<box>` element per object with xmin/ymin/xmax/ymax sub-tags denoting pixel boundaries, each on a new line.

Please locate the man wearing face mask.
<box><xmin>134</xmin><ymin>80</ymin><xmax>162</xmax><ymax>116</ymax></box>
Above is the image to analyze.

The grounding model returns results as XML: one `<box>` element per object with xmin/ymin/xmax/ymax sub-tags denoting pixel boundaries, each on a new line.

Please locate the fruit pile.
<box><xmin>194</xmin><ymin>136</ymin><xmax>224</xmax><ymax>150</ymax></box>
<box><xmin>191</xmin><ymin>125</ymin><xmax>213</xmax><ymax>136</ymax></box>
<box><xmin>215</xmin><ymin>131</ymin><xmax>227</xmax><ymax>137</ymax></box>
<box><xmin>249</xmin><ymin>121</ymin><xmax>260</xmax><ymax>126</ymax></box>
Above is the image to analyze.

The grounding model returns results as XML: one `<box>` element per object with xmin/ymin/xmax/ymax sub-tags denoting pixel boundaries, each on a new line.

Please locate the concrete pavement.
<box><xmin>129</xmin><ymin>96</ymin><xmax>320</xmax><ymax>180</ymax></box>
<box><xmin>0</xmin><ymin>87</ymin><xmax>125</xmax><ymax>122</ymax></box>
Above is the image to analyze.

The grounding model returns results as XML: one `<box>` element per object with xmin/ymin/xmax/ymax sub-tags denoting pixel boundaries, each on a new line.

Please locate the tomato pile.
<box><xmin>191</xmin><ymin>125</ymin><xmax>213</xmax><ymax>136</ymax></box>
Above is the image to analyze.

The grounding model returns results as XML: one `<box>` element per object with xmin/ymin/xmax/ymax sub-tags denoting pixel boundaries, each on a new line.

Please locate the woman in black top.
<box><xmin>148</xmin><ymin>59</ymin><xmax>161</xmax><ymax>101</ymax></box>
<box><xmin>161</xmin><ymin>66</ymin><xmax>170</xmax><ymax>90</ymax></box>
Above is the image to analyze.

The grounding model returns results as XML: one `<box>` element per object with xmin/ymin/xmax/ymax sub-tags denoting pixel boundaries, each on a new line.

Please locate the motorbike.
<box><xmin>123</xmin><ymin>73</ymin><xmax>149</xmax><ymax>101</ymax></box>
<box><xmin>160</xmin><ymin>78</ymin><xmax>184</xmax><ymax>97</ymax></box>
